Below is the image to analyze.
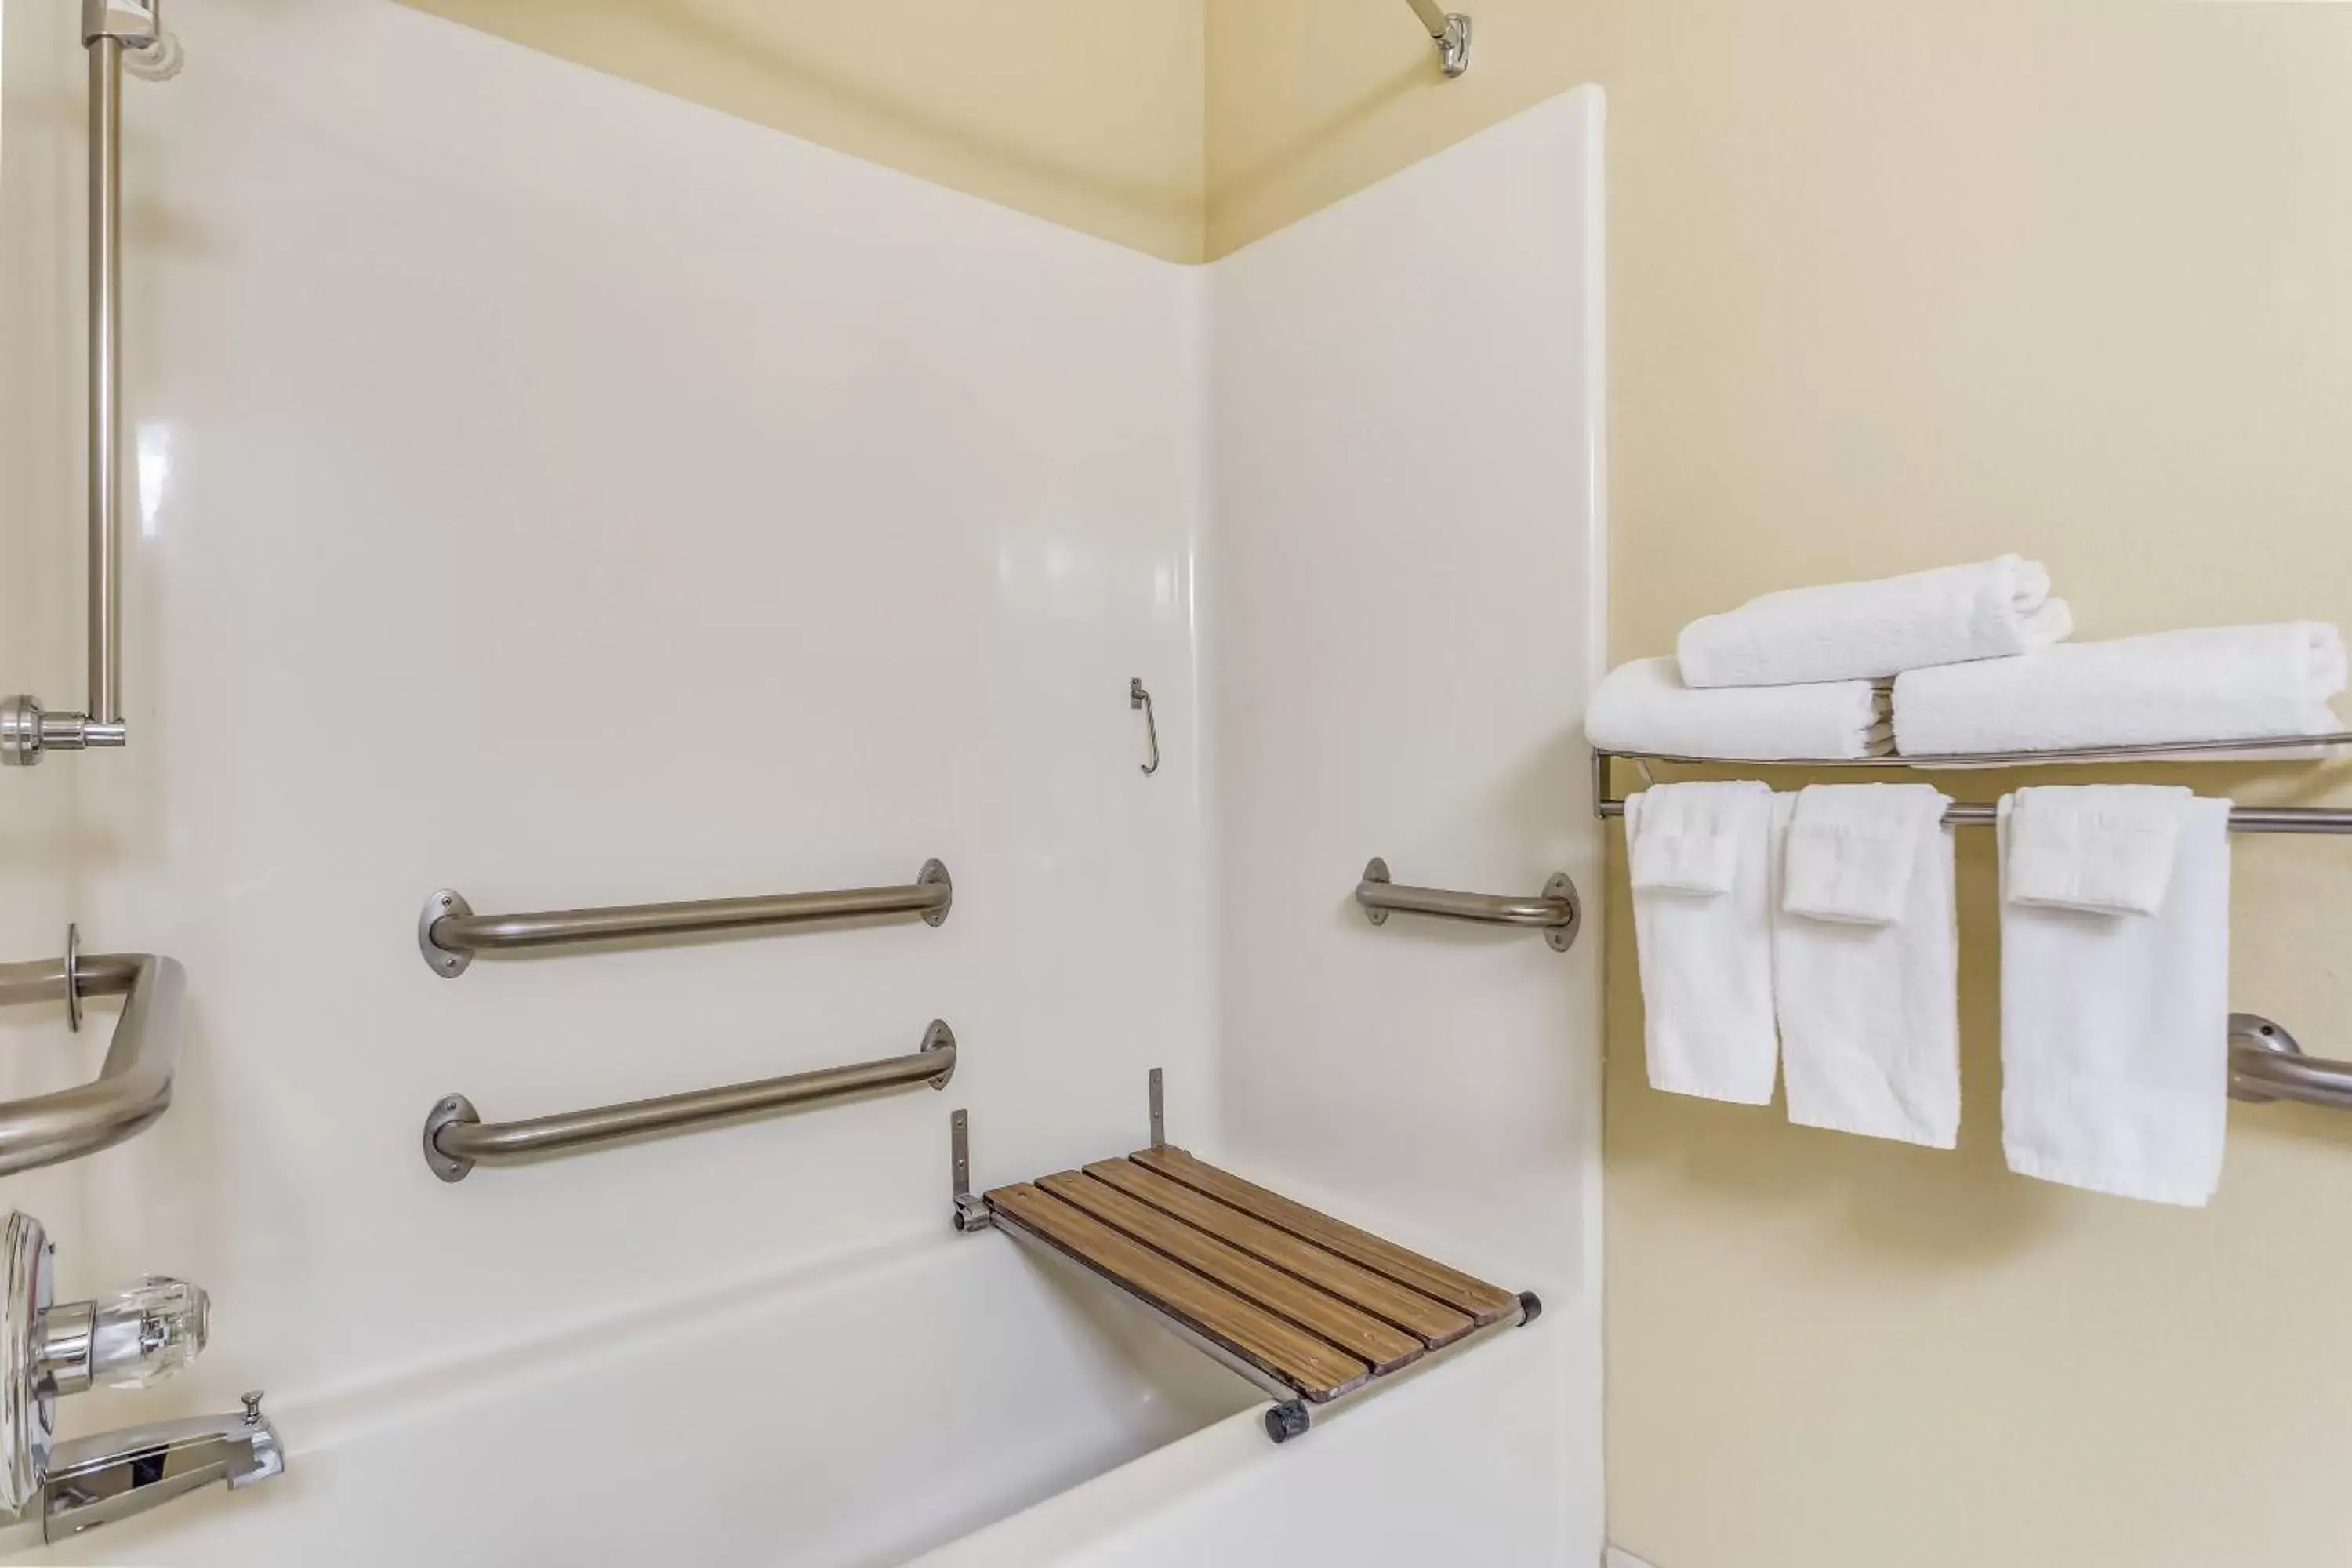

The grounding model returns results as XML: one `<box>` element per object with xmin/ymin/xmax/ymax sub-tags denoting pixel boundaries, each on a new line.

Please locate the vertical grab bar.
<box><xmin>2</xmin><ymin>2</ymin><xmax>166</xmax><ymax>767</ymax></box>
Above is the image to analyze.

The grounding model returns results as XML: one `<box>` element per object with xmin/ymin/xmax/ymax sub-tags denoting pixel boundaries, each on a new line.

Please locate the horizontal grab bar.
<box><xmin>418</xmin><ymin>860</ymin><xmax>952</xmax><ymax>977</ymax></box>
<box><xmin>423</xmin><ymin>1021</ymin><xmax>957</xmax><ymax>1182</ymax></box>
<box><xmin>2230</xmin><ymin>1014</ymin><xmax>2352</xmax><ymax>1110</ymax></box>
<box><xmin>0</xmin><ymin>946</ymin><xmax>183</xmax><ymax>1175</ymax></box>
<box><xmin>1355</xmin><ymin>858</ymin><xmax>1581</xmax><ymax>953</ymax></box>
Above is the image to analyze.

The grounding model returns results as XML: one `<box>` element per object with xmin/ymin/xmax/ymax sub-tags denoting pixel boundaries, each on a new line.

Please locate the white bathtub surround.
<box><xmin>1998</xmin><ymin>790</ymin><xmax>2234</xmax><ymax>1207</ymax></box>
<box><xmin>1773</xmin><ymin>785</ymin><xmax>1960</xmax><ymax>1149</ymax></box>
<box><xmin>1585</xmin><ymin>657</ymin><xmax>1889</xmax><ymax>760</ymax></box>
<box><xmin>1893</xmin><ymin>622</ymin><xmax>2348</xmax><ymax>756</ymax></box>
<box><xmin>1625</xmin><ymin>784</ymin><xmax>1778</xmax><ymax>1105</ymax></box>
<box><xmin>2</xmin><ymin>0</ymin><xmax>1606</xmax><ymax>1559</ymax></box>
<box><xmin>1675</xmin><ymin>555</ymin><xmax>2072</xmax><ymax>689</ymax></box>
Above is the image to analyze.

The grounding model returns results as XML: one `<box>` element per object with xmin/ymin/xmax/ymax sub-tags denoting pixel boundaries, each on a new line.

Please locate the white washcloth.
<box><xmin>1677</xmin><ymin>555</ymin><xmax>2071</xmax><ymax>689</ymax></box>
<box><xmin>1626</xmin><ymin>783</ymin><xmax>1779</xmax><ymax>1104</ymax></box>
<box><xmin>1895</xmin><ymin>622</ymin><xmax>2347</xmax><ymax>757</ymax></box>
<box><xmin>1773</xmin><ymin>786</ymin><xmax>1961</xmax><ymax>1148</ymax></box>
<box><xmin>2007</xmin><ymin>785</ymin><xmax>2189</xmax><ymax>916</ymax></box>
<box><xmin>1998</xmin><ymin>791</ymin><xmax>2233</xmax><ymax>1207</ymax></box>
<box><xmin>1782</xmin><ymin>782</ymin><xmax>1949</xmax><ymax>925</ymax></box>
<box><xmin>1587</xmin><ymin>658</ymin><xmax>1889</xmax><ymax>760</ymax></box>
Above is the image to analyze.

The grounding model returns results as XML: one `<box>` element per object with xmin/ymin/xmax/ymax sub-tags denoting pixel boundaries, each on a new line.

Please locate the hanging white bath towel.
<box><xmin>1625</xmin><ymin>782</ymin><xmax>1780</xmax><ymax>1104</ymax></box>
<box><xmin>1998</xmin><ymin>787</ymin><xmax>2233</xmax><ymax>1207</ymax></box>
<box><xmin>1773</xmin><ymin>785</ymin><xmax>1960</xmax><ymax>1148</ymax></box>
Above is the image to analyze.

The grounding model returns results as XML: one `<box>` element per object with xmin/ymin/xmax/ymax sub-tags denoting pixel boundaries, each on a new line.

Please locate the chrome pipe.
<box><xmin>423</xmin><ymin>1022</ymin><xmax>958</xmax><ymax>1181</ymax></box>
<box><xmin>88</xmin><ymin>37</ymin><xmax>123</xmax><ymax>725</ymax></box>
<box><xmin>419</xmin><ymin>860</ymin><xmax>951</xmax><ymax>976</ymax></box>
<box><xmin>0</xmin><ymin>952</ymin><xmax>183</xmax><ymax>1175</ymax></box>
<box><xmin>1595</xmin><ymin>793</ymin><xmax>2352</xmax><ymax>833</ymax></box>
<box><xmin>1355</xmin><ymin>858</ymin><xmax>1581</xmax><ymax>953</ymax></box>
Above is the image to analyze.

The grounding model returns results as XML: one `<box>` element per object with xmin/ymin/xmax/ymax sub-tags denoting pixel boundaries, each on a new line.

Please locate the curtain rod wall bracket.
<box><xmin>1403</xmin><ymin>0</ymin><xmax>1472</xmax><ymax>77</ymax></box>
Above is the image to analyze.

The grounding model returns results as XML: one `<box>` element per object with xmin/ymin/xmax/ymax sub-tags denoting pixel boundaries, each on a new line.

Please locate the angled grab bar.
<box><xmin>0</xmin><ymin>947</ymin><xmax>183</xmax><ymax>1174</ymax></box>
<box><xmin>422</xmin><ymin>1021</ymin><xmax>957</xmax><ymax>1181</ymax></box>
<box><xmin>1355</xmin><ymin>858</ymin><xmax>1581</xmax><ymax>953</ymax></box>
<box><xmin>418</xmin><ymin>860</ymin><xmax>952</xmax><ymax>977</ymax></box>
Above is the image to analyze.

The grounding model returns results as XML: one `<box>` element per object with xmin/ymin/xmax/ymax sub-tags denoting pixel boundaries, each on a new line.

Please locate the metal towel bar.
<box><xmin>422</xmin><ymin>1020</ymin><xmax>956</xmax><ymax>1181</ymax></box>
<box><xmin>418</xmin><ymin>860</ymin><xmax>951</xmax><ymax>976</ymax></box>
<box><xmin>1592</xmin><ymin>744</ymin><xmax>2352</xmax><ymax>832</ymax></box>
<box><xmin>1402</xmin><ymin>0</ymin><xmax>1472</xmax><ymax>76</ymax></box>
<box><xmin>0</xmin><ymin>942</ymin><xmax>183</xmax><ymax>1174</ymax></box>
<box><xmin>1355</xmin><ymin>858</ymin><xmax>1581</xmax><ymax>953</ymax></box>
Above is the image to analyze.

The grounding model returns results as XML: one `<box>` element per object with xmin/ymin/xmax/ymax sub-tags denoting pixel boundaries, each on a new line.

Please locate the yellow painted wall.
<box><xmin>394</xmin><ymin>0</ymin><xmax>1208</xmax><ymax>262</ymax></box>
<box><xmin>1205</xmin><ymin>2</ymin><xmax>2352</xmax><ymax>1565</ymax></box>
<box><xmin>394</xmin><ymin>2</ymin><xmax>2352</xmax><ymax>1560</ymax></box>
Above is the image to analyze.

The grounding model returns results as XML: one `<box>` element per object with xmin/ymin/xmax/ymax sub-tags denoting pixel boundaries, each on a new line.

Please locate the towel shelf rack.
<box><xmin>1354</xmin><ymin>858</ymin><xmax>1582</xmax><ymax>952</ymax></box>
<box><xmin>422</xmin><ymin>1020</ymin><xmax>956</xmax><ymax>1181</ymax></box>
<box><xmin>1592</xmin><ymin>746</ymin><xmax>2352</xmax><ymax>833</ymax></box>
<box><xmin>418</xmin><ymin>860</ymin><xmax>952</xmax><ymax>976</ymax></box>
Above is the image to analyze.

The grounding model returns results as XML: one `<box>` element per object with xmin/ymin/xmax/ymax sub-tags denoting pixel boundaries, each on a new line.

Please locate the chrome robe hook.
<box><xmin>1130</xmin><ymin>679</ymin><xmax>1160</xmax><ymax>776</ymax></box>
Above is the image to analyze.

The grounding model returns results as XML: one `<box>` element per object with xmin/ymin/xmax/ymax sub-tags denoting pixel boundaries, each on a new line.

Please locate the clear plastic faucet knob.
<box><xmin>85</xmin><ymin>1277</ymin><xmax>208</xmax><ymax>1388</ymax></box>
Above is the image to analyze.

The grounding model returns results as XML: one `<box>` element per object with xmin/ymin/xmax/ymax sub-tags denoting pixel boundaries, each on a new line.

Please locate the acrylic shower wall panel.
<box><xmin>0</xmin><ymin>0</ymin><xmax>1211</xmax><ymax>1421</ymax></box>
<box><xmin>1205</xmin><ymin>89</ymin><xmax>1609</xmax><ymax>1562</ymax></box>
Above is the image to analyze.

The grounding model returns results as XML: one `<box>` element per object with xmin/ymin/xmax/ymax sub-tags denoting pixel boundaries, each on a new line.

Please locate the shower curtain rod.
<box><xmin>1403</xmin><ymin>0</ymin><xmax>1473</xmax><ymax>78</ymax></box>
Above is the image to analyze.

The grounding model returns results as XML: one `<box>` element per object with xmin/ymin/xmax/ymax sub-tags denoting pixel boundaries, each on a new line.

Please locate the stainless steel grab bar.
<box><xmin>2230</xmin><ymin>1014</ymin><xmax>2352</xmax><ymax>1110</ymax></box>
<box><xmin>417</xmin><ymin>860</ymin><xmax>952</xmax><ymax>976</ymax></box>
<box><xmin>1355</xmin><ymin>858</ymin><xmax>1582</xmax><ymax>953</ymax></box>
<box><xmin>2</xmin><ymin>3</ymin><xmax>172</xmax><ymax>766</ymax></box>
<box><xmin>0</xmin><ymin>946</ymin><xmax>183</xmax><ymax>1174</ymax></box>
<box><xmin>422</xmin><ymin>1021</ymin><xmax>957</xmax><ymax>1181</ymax></box>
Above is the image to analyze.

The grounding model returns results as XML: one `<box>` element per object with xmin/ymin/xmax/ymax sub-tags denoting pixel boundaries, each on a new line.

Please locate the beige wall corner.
<box><xmin>1203</xmin><ymin>0</ymin><xmax>1618</xmax><ymax>260</ymax></box>
<box><xmin>395</xmin><ymin>0</ymin><xmax>1208</xmax><ymax>263</ymax></box>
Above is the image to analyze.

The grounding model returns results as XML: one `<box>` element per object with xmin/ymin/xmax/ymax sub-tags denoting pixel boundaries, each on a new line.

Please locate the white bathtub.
<box><xmin>28</xmin><ymin>1229</ymin><xmax>1577</xmax><ymax>1566</ymax></box>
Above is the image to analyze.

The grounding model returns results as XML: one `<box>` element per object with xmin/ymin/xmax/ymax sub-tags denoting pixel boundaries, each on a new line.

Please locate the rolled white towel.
<box><xmin>1677</xmin><ymin>555</ymin><xmax>2072</xmax><ymax>688</ymax></box>
<box><xmin>1586</xmin><ymin>658</ymin><xmax>1889</xmax><ymax>760</ymax></box>
<box><xmin>1893</xmin><ymin>622</ymin><xmax>2347</xmax><ymax>757</ymax></box>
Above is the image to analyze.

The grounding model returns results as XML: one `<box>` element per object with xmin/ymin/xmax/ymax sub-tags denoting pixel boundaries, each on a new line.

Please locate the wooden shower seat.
<box><xmin>985</xmin><ymin>1145</ymin><xmax>1536</xmax><ymax>1440</ymax></box>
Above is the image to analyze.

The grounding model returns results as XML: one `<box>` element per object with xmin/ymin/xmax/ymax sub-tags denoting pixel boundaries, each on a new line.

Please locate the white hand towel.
<box><xmin>1773</xmin><ymin>786</ymin><xmax>1961</xmax><ymax>1148</ymax></box>
<box><xmin>1626</xmin><ymin>782</ymin><xmax>1779</xmax><ymax>1104</ymax></box>
<box><xmin>2007</xmin><ymin>785</ymin><xmax>2188</xmax><ymax>916</ymax></box>
<box><xmin>1586</xmin><ymin>657</ymin><xmax>1890</xmax><ymax>761</ymax></box>
<box><xmin>1677</xmin><ymin>555</ymin><xmax>2071</xmax><ymax>689</ymax></box>
<box><xmin>1894</xmin><ymin>622</ymin><xmax>2346</xmax><ymax>757</ymax></box>
<box><xmin>1998</xmin><ymin>790</ymin><xmax>2233</xmax><ymax>1207</ymax></box>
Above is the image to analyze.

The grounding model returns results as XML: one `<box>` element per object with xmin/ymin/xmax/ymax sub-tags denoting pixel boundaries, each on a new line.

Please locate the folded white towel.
<box><xmin>1894</xmin><ymin>622</ymin><xmax>2347</xmax><ymax>757</ymax></box>
<box><xmin>1773</xmin><ymin>786</ymin><xmax>1961</xmax><ymax>1148</ymax></box>
<box><xmin>2007</xmin><ymin>785</ymin><xmax>2188</xmax><ymax>916</ymax></box>
<box><xmin>1677</xmin><ymin>555</ymin><xmax>2072</xmax><ymax>689</ymax></box>
<box><xmin>1629</xmin><ymin>783</ymin><xmax>1747</xmax><ymax>894</ymax></box>
<box><xmin>1626</xmin><ymin>783</ymin><xmax>1779</xmax><ymax>1105</ymax></box>
<box><xmin>1782</xmin><ymin>782</ymin><xmax>1948</xmax><ymax>925</ymax></box>
<box><xmin>1998</xmin><ymin>791</ymin><xmax>2233</xmax><ymax>1207</ymax></box>
<box><xmin>1587</xmin><ymin>658</ymin><xmax>1889</xmax><ymax>760</ymax></box>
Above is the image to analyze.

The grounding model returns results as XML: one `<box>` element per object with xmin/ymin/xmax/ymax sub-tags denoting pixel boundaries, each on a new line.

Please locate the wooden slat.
<box><xmin>1130</xmin><ymin>1145</ymin><xmax>1520</xmax><ymax>1325</ymax></box>
<box><xmin>985</xmin><ymin>1183</ymin><xmax>1371</xmax><ymax>1401</ymax></box>
<box><xmin>1086</xmin><ymin>1160</ymin><xmax>1476</xmax><ymax>1349</ymax></box>
<box><xmin>1038</xmin><ymin>1171</ymin><xmax>1424</xmax><ymax>1376</ymax></box>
